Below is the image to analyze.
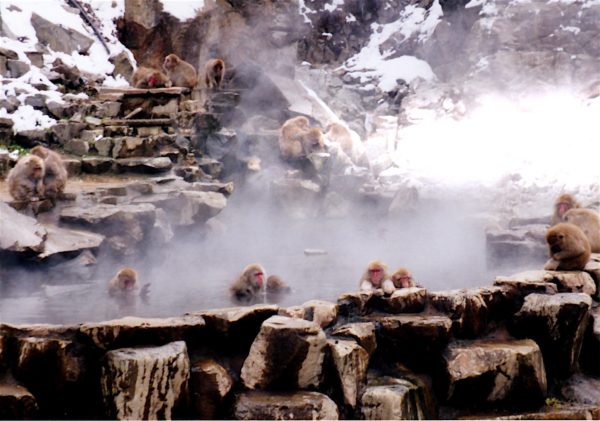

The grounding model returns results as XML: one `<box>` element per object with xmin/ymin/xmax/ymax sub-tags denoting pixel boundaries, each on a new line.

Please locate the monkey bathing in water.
<box><xmin>359</xmin><ymin>260</ymin><xmax>395</xmax><ymax>295</ymax></box>
<box><xmin>30</xmin><ymin>146</ymin><xmax>68</xmax><ymax>202</ymax></box>
<box><xmin>108</xmin><ymin>267</ymin><xmax>150</xmax><ymax>300</ymax></box>
<box><xmin>544</xmin><ymin>223</ymin><xmax>591</xmax><ymax>271</ymax></box>
<box><xmin>162</xmin><ymin>54</ymin><xmax>197</xmax><ymax>88</ymax></box>
<box><xmin>7</xmin><ymin>154</ymin><xmax>45</xmax><ymax>202</ymax></box>
<box><xmin>230</xmin><ymin>264</ymin><xmax>265</xmax><ymax>303</ymax></box>
<box><xmin>551</xmin><ymin>193</ymin><xmax>580</xmax><ymax>226</ymax></box>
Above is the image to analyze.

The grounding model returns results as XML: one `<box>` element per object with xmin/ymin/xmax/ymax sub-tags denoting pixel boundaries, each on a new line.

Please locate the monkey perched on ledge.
<box><xmin>163</xmin><ymin>53</ymin><xmax>197</xmax><ymax>88</ymax></box>
<box><xmin>30</xmin><ymin>145</ymin><xmax>68</xmax><ymax>202</ymax></box>
<box><xmin>278</xmin><ymin>116</ymin><xmax>325</xmax><ymax>160</ymax></box>
<box><xmin>544</xmin><ymin>223</ymin><xmax>591</xmax><ymax>271</ymax></box>
<box><xmin>130</xmin><ymin>66</ymin><xmax>171</xmax><ymax>89</ymax></box>
<box><xmin>551</xmin><ymin>193</ymin><xmax>580</xmax><ymax>226</ymax></box>
<box><xmin>7</xmin><ymin>155</ymin><xmax>45</xmax><ymax>202</ymax></box>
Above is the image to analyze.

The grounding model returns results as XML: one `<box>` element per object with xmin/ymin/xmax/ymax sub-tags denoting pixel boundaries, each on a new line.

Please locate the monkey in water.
<box><xmin>130</xmin><ymin>66</ymin><xmax>171</xmax><ymax>89</ymax></box>
<box><xmin>30</xmin><ymin>146</ymin><xmax>68</xmax><ymax>202</ymax></box>
<box><xmin>204</xmin><ymin>58</ymin><xmax>225</xmax><ymax>90</ymax></box>
<box><xmin>108</xmin><ymin>267</ymin><xmax>150</xmax><ymax>300</ymax></box>
<box><xmin>544</xmin><ymin>223</ymin><xmax>591</xmax><ymax>271</ymax></box>
<box><xmin>359</xmin><ymin>260</ymin><xmax>395</xmax><ymax>295</ymax></box>
<box><xmin>230</xmin><ymin>263</ymin><xmax>265</xmax><ymax>303</ymax></box>
<box><xmin>551</xmin><ymin>193</ymin><xmax>580</xmax><ymax>226</ymax></box>
<box><xmin>162</xmin><ymin>54</ymin><xmax>197</xmax><ymax>88</ymax></box>
<box><xmin>278</xmin><ymin>116</ymin><xmax>325</xmax><ymax>160</ymax></box>
<box><xmin>391</xmin><ymin>267</ymin><xmax>420</xmax><ymax>289</ymax></box>
<box><xmin>7</xmin><ymin>155</ymin><xmax>45</xmax><ymax>202</ymax></box>
<box><xmin>563</xmin><ymin>208</ymin><xmax>600</xmax><ymax>253</ymax></box>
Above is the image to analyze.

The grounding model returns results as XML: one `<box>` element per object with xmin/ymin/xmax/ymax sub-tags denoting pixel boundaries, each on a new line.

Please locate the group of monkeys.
<box><xmin>130</xmin><ymin>53</ymin><xmax>225</xmax><ymax>90</ymax></box>
<box><xmin>545</xmin><ymin>193</ymin><xmax>600</xmax><ymax>271</ymax></box>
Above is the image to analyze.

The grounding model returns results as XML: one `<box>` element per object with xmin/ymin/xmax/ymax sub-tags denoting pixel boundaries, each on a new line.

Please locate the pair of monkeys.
<box><xmin>7</xmin><ymin>146</ymin><xmax>68</xmax><ymax>203</ymax></box>
<box><xmin>544</xmin><ymin>193</ymin><xmax>600</xmax><ymax>271</ymax></box>
<box><xmin>359</xmin><ymin>260</ymin><xmax>419</xmax><ymax>295</ymax></box>
<box><xmin>131</xmin><ymin>54</ymin><xmax>225</xmax><ymax>90</ymax></box>
<box><xmin>229</xmin><ymin>264</ymin><xmax>290</xmax><ymax>303</ymax></box>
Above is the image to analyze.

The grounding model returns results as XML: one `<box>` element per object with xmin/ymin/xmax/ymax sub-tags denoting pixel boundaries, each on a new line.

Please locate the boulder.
<box><xmin>382</xmin><ymin>287</ymin><xmax>428</xmax><ymax>314</ymax></box>
<box><xmin>114</xmin><ymin>157</ymin><xmax>173</xmax><ymax>174</ymax></box>
<box><xmin>79</xmin><ymin>315</ymin><xmax>206</xmax><ymax>350</ymax></box>
<box><xmin>37</xmin><ymin>225</ymin><xmax>104</xmax><ymax>260</ymax></box>
<box><xmin>497</xmin><ymin>270</ymin><xmax>595</xmax><ymax>296</ymax></box>
<box><xmin>443</xmin><ymin>339</ymin><xmax>547</xmax><ymax>407</ymax></box>
<box><xmin>31</xmin><ymin>13</ymin><xmax>93</xmax><ymax>54</ymax></box>
<box><xmin>109</xmin><ymin>51</ymin><xmax>134</xmax><ymax>81</ymax></box>
<box><xmin>301</xmin><ymin>300</ymin><xmax>338</xmax><ymax>328</ymax></box>
<box><xmin>101</xmin><ymin>341</ymin><xmax>189</xmax><ymax>420</ymax></box>
<box><xmin>0</xmin><ymin>381</ymin><xmax>38</xmax><ymax>419</ymax></box>
<box><xmin>327</xmin><ymin>339</ymin><xmax>369</xmax><ymax>409</ymax></box>
<box><xmin>331</xmin><ymin>322</ymin><xmax>377</xmax><ymax>355</ymax></box>
<box><xmin>580</xmin><ymin>305</ymin><xmax>600</xmax><ymax>374</ymax></box>
<box><xmin>51</xmin><ymin>122</ymin><xmax>86</xmax><ymax>145</ymax></box>
<box><xmin>473</xmin><ymin>286</ymin><xmax>521</xmax><ymax>322</ymax></box>
<box><xmin>509</xmin><ymin>293</ymin><xmax>592</xmax><ymax>378</ymax></box>
<box><xmin>494</xmin><ymin>273</ymin><xmax>558</xmax><ymax>296</ymax></box>
<box><xmin>241</xmin><ymin>316</ymin><xmax>327</xmax><ymax>390</ymax></box>
<box><xmin>81</xmin><ymin>157</ymin><xmax>114</xmax><ymax>174</ymax></box>
<box><xmin>234</xmin><ymin>390</ymin><xmax>339</xmax><ymax>420</ymax></box>
<box><xmin>361</xmin><ymin>375</ymin><xmax>432</xmax><ymax>420</ymax></box>
<box><xmin>561</xmin><ymin>373</ymin><xmax>600</xmax><ymax>405</ymax></box>
<box><xmin>429</xmin><ymin>289</ymin><xmax>489</xmax><ymax>338</ymax></box>
<box><xmin>0</xmin><ymin>202</ymin><xmax>46</xmax><ymax>253</ymax></box>
<box><xmin>112</xmin><ymin>136</ymin><xmax>153</xmax><ymax>159</ymax></box>
<box><xmin>337</xmin><ymin>290</ymin><xmax>376</xmax><ymax>320</ymax></box>
<box><xmin>190</xmin><ymin>359</ymin><xmax>233</xmax><ymax>419</ymax></box>
<box><xmin>64</xmin><ymin>139</ymin><xmax>89</xmax><ymax>156</ymax></box>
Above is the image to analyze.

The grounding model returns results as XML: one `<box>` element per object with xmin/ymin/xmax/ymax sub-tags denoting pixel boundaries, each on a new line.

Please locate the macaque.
<box><xmin>130</xmin><ymin>66</ymin><xmax>171</xmax><ymax>88</ymax></box>
<box><xmin>229</xmin><ymin>263</ymin><xmax>265</xmax><ymax>302</ymax></box>
<box><xmin>266</xmin><ymin>275</ymin><xmax>291</xmax><ymax>294</ymax></box>
<box><xmin>162</xmin><ymin>53</ymin><xmax>198</xmax><ymax>88</ymax></box>
<box><xmin>391</xmin><ymin>267</ymin><xmax>420</xmax><ymax>289</ymax></box>
<box><xmin>30</xmin><ymin>146</ymin><xmax>68</xmax><ymax>201</ymax></box>
<box><xmin>359</xmin><ymin>260</ymin><xmax>395</xmax><ymax>295</ymax></box>
<box><xmin>544</xmin><ymin>223</ymin><xmax>591</xmax><ymax>271</ymax></box>
<box><xmin>551</xmin><ymin>193</ymin><xmax>580</xmax><ymax>225</ymax></box>
<box><xmin>108</xmin><ymin>267</ymin><xmax>150</xmax><ymax>300</ymax></box>
<box><xmin>204</xmin><ymin>58</ymin><xmax>225</xmax><ymax>90</ymax></box>
<box><xmin>278</xmin><ymin>115</ymin><xmax>325</xmax><ymax>160</ymax></box>
<box><xmin>7</xmin><ymin>155</ymin><xmax>45</xmax><ymax>201</ymax></box>
<box><xmin>563</xmin><ymin>208</ymin><xmax>600</xmax><ymax>252</ymax></box>
<box><xmin>325</xmin><ymin>122</ymin><xmax>369</xmax><ymax>167</ymax></box>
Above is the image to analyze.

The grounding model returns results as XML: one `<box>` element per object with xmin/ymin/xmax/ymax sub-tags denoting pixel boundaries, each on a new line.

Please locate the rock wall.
<box><xmin>2</xmin><ymin>262</ymin><xmax>600</xmax><ymax>419</ymax></box>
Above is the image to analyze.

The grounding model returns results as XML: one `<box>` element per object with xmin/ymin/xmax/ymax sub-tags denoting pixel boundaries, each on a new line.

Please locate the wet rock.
<box><xmin>331</xmin><ymin>322</ymin><xmax>377</xmax><ymax>356</ymax></box>
<box><xmin>197</xmin><ymin>157</ymin><xmax>223</xmax><ymax>178</ymax></box>
<box><xmin>361</xmin><ymin>375</ymin><xmax>432</xmax><ymax>420</ymax></box>
<box><xmin>173</xmin><ymin>165</ymin><xmax>207</xmax><ymax>183</ymax></box>
<box><xmin>79</xmin><ymin>315</ymin><xmax>206</xmax><ymax>350</ymax></box>
<box><xmin>0</xmin><ymin>381</ymin><xmax>38</xmax><ymax>419</ymax></box>
<box><xmin>37</xmin><ymin>225</ymin><xmax>104</xmax><ymax>260</ymax></box>
<box><xmin>382</xmin><ymin>287</ymin><xmax>428</xmax><ymax>314</ymax></box>
<box><xmin>497</xmin><ymin>270</ymin><xmax>596</xmax><ymax>296</ymax></box>
<box><xmin>494</xmin><ymin>273</ymin><xmax>558</xmax><ymax>296</ymax></box>
<box><xmin>241</xmin><ymin>315</ymin><xmax>327</xmax><ymax>390</ymax></box>
<box><xmin>337</xmin><ymin>290</ymin><xmax>375</xmax><ymax>320</ymax></box>
<box><xmin>561</xmin><ymin>373</ymin><xmax>600</xmax><ymax>405</ymax></box>
<box><xmin>149</xmin><ymin>208</ymin><xmax>174</xmax><ymax>244</ymax></box>
<box><xmin>474</xmin><ymin>286</ymin><xmax>520</xmax><ymax>322</ymax></box>
<box><xmin>482</xmin><ymin>405</ymin><xmax>600</xmax><ymax>420</ymax></box>
<box><xmin>190</xmin><ymin>359</ymin><xmax>233</xmax><ymax>419</ymax></box>
<box><xmin>374</xmin><ymin>314</ymin><xmax>453</xmax><ymax>370</ymax></box>
<box><xmin>62</xmin><ymin>158</ymin><xmax>82</xmax><ymax>176</ymax></box>
<box><xmin>301</xmin><ymin>300</ymin><xmax>338</xmax><ymax>328</ymax></box>
<box><xmin>114</xmin><ymin>157</ymin><xmax>173</xmax><ymax>173</ymax></box>
<box><xmin>0</xmin><ymin>202</ymin><xmax>46</xmax><ymax>253</ymax></box>
<box><xmin>64</xmin><ymin>139</ymin><xmax>89</xmax><ymax>156</ymax></box>
<box><xmin>443</xmin><ymin>339</ymin><xmax>547</xmax><ymax>407</ymax></box>
<box><xmin>509</xmin><ymin>293</ymin><xmax>592</xmax><ymax>379</ymax></box>
<box><xmin>429</xmin><ymin>289</ymin><xmax>489</xmax><ymax>338</ymax></box>
<box><xmin>31</xmin><ymin>13</ymin><xmax>93</xmax><ymax>54</ymax></box>
<box><xmin>190</xmin><ymin>181</ymin><xmax>235</xmax><ymax>196</ymax></box>
<box><xmin>580</xmin><ymin>305</ymin><xmax>600</xmax><ymax>374</ymax></box>
<box><xmin>234</xmin><ymin>390</ymin><xmax>339</xmax><ymax>420</ymax></box>
<box><xmin>327</xmin><ymin>339</ymin><xmax>369</xmax><ymax>409</ymax></box>
<box><xmin>109</xmin><ymin>50</ymin><xmax>134</xmax><ymax>81</ymax></box>
<box><xmin>50</xmin><ymin>122</ymin><xmax>86</xmax><ymax>144</ymax></box>
<box><xmin>101</xmin><ymin>341</ymin><xmax>190</xmax><ymax>420</ymax></box>
<box><xmin>81</xmin><ymin>157</ymin><xmax>114</xmax><ymax>174</ymax></box>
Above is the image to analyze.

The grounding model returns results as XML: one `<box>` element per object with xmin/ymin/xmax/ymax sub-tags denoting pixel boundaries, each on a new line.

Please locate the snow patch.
<box><xmin>0</xmin><ymin>105</ymin><xmax>56</xmax><ymax>133</ymax></box>
<box><xmin>160</xmin><ymin>0</ymin><xmax>205</xmax><ymax>21</ymax></box>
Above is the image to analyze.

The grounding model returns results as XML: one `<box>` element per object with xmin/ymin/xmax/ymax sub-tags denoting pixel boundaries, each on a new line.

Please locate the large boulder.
<box><xmin>30</xmin><ymin>13</ymin><xmax>93</xmax><ymax>54</ymax></box>
<box><xmin>497</xmin><ymin>270</ymin><xmax>596</xmax><ymax>296</ymax></box>
<box><xmin>361</xmin><ymin>375</ymin><xmax>433</xmax><ymax>420</ymax></box>
<box><xmin>429</xmin><ymin>289</ymin><xmax>489</xmax><ymax>338</ymax></box>
<box><xmin>509</xmin><ymin>293</ymin><xmax>592</xmax><ymax>379</ymax></box>
<box><xmin>331</xmin><ymin>322</ymin><xmax>377</xmax><ymax>355</ymax></box>
<box><xmin>101</xmin><ymin>341</ymin><xmax>190</xmax><ymax>420</ymax></box>
<box><xmin>327</xmin><ymin>339</ymin><xmax>369</xmax><ymax>409</ymax></box>
<box><xmin>234</xmin><ymin>390</ymin><xmax>339</xmax><ymax>420</ymax></box>
<box><xmin>0</xmin><ymin>202</ymin><xmax>46</xmax><ymax>254</ymax></box>
<box><xmin>241</xmin><ymin>316</ymin><xmax>327</xmax><ymax>390</ymax></box>
<box><xmin>443</xmin><ymin>339</ymin><xmax>547</xmax><ymax>408</ymax></box>
<box><xmin>0</xmin><ymin>381</ymin><xmax>38</xmax><ymax>419</ymax></box>
<box><xmin>381</xmin><ymin>287</ymin><xmax>428</xmax><ymax>314</ymax></box>
<box><xmin>190</xmin><ymin>359</ymin><xmax>233</xmax><ymax>419</ymax></box>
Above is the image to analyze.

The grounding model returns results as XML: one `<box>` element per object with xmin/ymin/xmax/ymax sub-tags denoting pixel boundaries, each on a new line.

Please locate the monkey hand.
<box><xmin>140</xmin><ymin>283</ymin><xmax>151</xmax><ymax>301</ymax></box>
<box><xmin>382</xmin><ymin>279</ymin><xmax>396</xmax><ymax>296</ymax></box>
<box><xmin>543</xmin><ymin>259</ymin><xmax>559</xmax><ymax>271</ymax></box>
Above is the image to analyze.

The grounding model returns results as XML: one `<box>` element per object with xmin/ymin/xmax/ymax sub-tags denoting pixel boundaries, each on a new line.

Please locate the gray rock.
<box><xmin>24</xmin><ymin>94</ymin><xmax>47</xmax><ymax>109</ymax></box>
<box><xmin>109</xmin><ymin>50</ymin><xmax>134</xmax><ymax>81</ymax></box>
<box><xmin>101</xmin><ymin>341</ymin><xmax>190</xmax><ymax>420</ymax></box>
<box><xmin>328</xmin><ymin>339</ymin><xmax>369</xmax><ymax>409</ymax></box>
<box><xmin>80</xmin><ymin>129</ymin><xmax>104</xmax><ymax>144</ymax></box>
<box><xmin>429</xmin><ymin>289</ymin><xmax>489</xmax><ymax>338</ymax></box>
<box><xmin>31</xmin><ymin>13</ymin><xmax>93</xmax><ymax>54</ymax></box>
<box><xmin>37</xmin><ymin>225</ymin><xmax>104</xmax><ymax>259</ymax></box>
<box><xmin>50</xmin><ymin>122</ymin><xmax>86</xmax><ymax>144</ymax></box>
<box><xmin>62</xmin><ymin>158</ymin><xmax>82</xmax><ymax>176</ymax></box>
<box><xmin>498</xmin><ymin>270</ymin><xmax>596</xmax><ymax>296</ymax></box>
<box><xmin>0</xmin><ymin>202</ymin><xmax>46</xmax><ymax>253</ymax></box>
<box><xmin>190</xmin><ymin>359</ymin><xmax>233</xmax><ymax>419</ymax></box>
<box><xmin>94</xmin><ymin>137</ymin><xmax>113</xmax><ymax>157</ymax></box>
<box><xmin>234</xmin><ymin>391</ymin><xmax>339</xmax><ymax>420</ymax></box>
<box><xmin>331</xmin><ymin>322</ymin><xmax>377</xmax><ymax>356</ymax></box>
<box><xmin>14</xmin><ymin>129</ymin><xmax>48</xmax><ymax>147</ymax></box>
<box><xmin>361</xmin><ymin>375</ymin><xmax>431</xmax><ymax>420</ymax></box>
<box><xmin>383</xmin><ymin>287</ymin><xmax>428</xmax><ymax>314</ymax></box>
<box><xmin>6</xmin><ymin>59</ymin><xmax>30</xmax><ymax>78</ymax></box>
<box><xmin>81</xmin><ymin>157</ymin><xmax>113</xmax><ymax>174</ymax></box>
<box><xmin>114</xmin><ymin>157</ymin><xmax>173</xmax><ymax>174</ymax></box>
<box><xmin>0</xmin><ymin>47</ymin><xmax>18</xmax><ymax>59</ymax></box>
<box><xmin>64</xmin><ymin>139</ymin><xmax>89</xmax><ymax>156</ymax></box>
<box><xmin>197</xmin><ymin>157</ymin><xmax>223</xmax><ymax>178</ymax></box>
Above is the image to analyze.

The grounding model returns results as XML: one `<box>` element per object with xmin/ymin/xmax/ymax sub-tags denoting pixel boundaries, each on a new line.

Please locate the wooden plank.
<box><xmin>96</xmin><ymin>86</ymin><xmax>189</xmax><ymax>96</ymax></box>
<box><xmin>101</xmin><ymin>118</ymin><xmax>173</xmax><ymax>126</ymax></box>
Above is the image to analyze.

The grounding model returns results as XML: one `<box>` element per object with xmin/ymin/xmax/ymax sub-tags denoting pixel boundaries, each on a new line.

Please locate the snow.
<box><xmin>159</xmin><ymin>0</ymin><xmax>205</xmax><ymax>21</ymax></box>
<box><xmin>0</xmin><ymin>105</ymin><xmax>56</xmax><ymax>132</ymax></box>
<box><xmin>323</xmin><ymin>0</ymin><xmax>345</xmax><ymax>12</ymax></box>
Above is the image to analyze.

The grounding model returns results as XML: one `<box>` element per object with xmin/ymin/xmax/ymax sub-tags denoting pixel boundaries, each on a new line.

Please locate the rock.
<box><xmin>271</xmin><ymin>177</ymin><xmax>321</xmax><ymax>219</ymax></box>
<box><xmin>24</xmin><ymin>94</ymin><xmax>47</xmax><ymax>109</ymax></box>
<box><xmin>173</xmin><ymin>165</ymin><xmax>206</xmax><ymax>183</ymax></box>
<box><xmin>80</xmin><ymin>157</ymin><xmax>114</xmax><ymax>174</ymax></box>
<box><xmin>337</xmin><ymin>290</ymin><xmax>376</xmax><ymax>320</ymax></box>
<box><xmin>6</xmin><ymin>59</ymin><xmax>30</xmax><ymax>78</ymax></box>
<box><xmin>443</xmin><ymin>339</ymin><xmax>547</xmax><ymax>407</ymax></box>
<box><xmin>382</xmin><ymin>287</ymin><xmax>428</xmax><ymax>314</ymax></box>
<box><xmin>64</xmin><ymin>139</ymin><xmax>89</xmax><ymax>156</ymax></box>
<box><xmin>101</xmin><ymin>341</ymin><xmax>190</xmax><ymax>420</ymax></box>
<box><xmin>190</xmin><ymin>359</ymin><xmax>233</xmax><ymax>419</ymax></box>
<box><xmin>429</xmin><ymin>289</ymin><xmax>489</xmax><ymax>338</ymax></box>
<box><xmin>331</xmin><ymin>322</ymin><xmax>377</xmax><ymax>355</ymax></box>
<box><xmin>14</xmin><ymin>129</ymin><xmax>48</xmax><ymax>147</ymax></box>
<box><xmin>509</xmin><ymin>293</ymin><xmax>592</xmax><ymax>379</ymax></box>
<box><xmin>114</xmin><ymin>157</ymin><xmax>173</xmax><ymax>174</ymax></box>
<box><xmin>149</xmin><ymin>208</ymin><xmax>174</xmax><ymax>244</ymax></box>
<box><xmin>580</xmin><ymin>306</ymin><xmax>600</xmax><ymax>374</ymax></box>
<box><xmin>197</xmin><ymin>157</ymin><xmax>223</xmax><ymax>178</ymax></box>
<box><xmin>189</xmin><ymin>181</ymin><xmax>235</xmax><ymax>196</ymax></box>
<box><xmin>0</xmin><ymin>47</ymin><xmax>18</xmax><ymax>59</ymax></box>
<box><xmin>79</xmin><ymin>315</ymin><xmax>206</xmax><ymax>350</ymax></box>
<box><xmin>50</xmin><ymin>122</ymin><xmax>86</xmax><ymax>144</ymax></box>
<box><xmin>94</xmin><ymin>137</ymin><xmax>114</xmax><ymax>157</ymax></box>
<box><xmin>375</xmin><ymin>314</ymin><xmax>453</xmax><ymax>370</ymax></box>
<box><xmin>0</xmin><ymin>382</ymin><xmax>38</xmax><ymax>419</ymax></box>
<box><xmin>301</xmin><ymin>300</ymin><xmax>338</xmax><ymax>328</ymax></box>
<box><xmin>494</xmin><ymin>273</ymin><xmax>558</xmax><ymax>296</ymax></box>
<box><xmin>474</xmin><ymin>286</ymin><xmax>521</xmax><ymax>322</ymax></box>
<box><xmin>112</xmin><ymin>136</ymin><xmax>152</xmax><ymax>158</ymax></box>
<box><xmin>327</xmin><ymin>339</ymin><xmax>369</xmax><ymax>409</ymax></box>
<box><xmin>234</xmin><ymin>391</ymin><xmax>339</xmax><ymax>420</ymax></box>
<box><xmin>361</xmin><ymin>373</ymin><xmax>434</xmax><ymax>420</ymax></box>
<box><xmin>152</xmin><ymin>99</ymin><xmax>179</xmax><ymax>117</ymax></box>
<box><xmin>241</xmin><ymin>315</ymin><xmax>327</xmax><ymax>390</ymax></box>
<box><xmin>37</xmin><ymin>225</ymin><xmax>104</xmax><ymax>259</ymax></box>
<box><xmin>497</xmin><ymin>270</ymin><xmax>596</xmax><ymax>296</ymax></box>
<box><xmin>0</xmin><ymin>202</ymin><xmax>46</xmax><ymax>253</ymax></box>
<box><xmin>62</xmin><ymin>158</ymin><xmax>82</xmax><ymax>176</ymax></box>
<box><xmin>31</xmin><ymin>13</ymin><xmax>93</xmax><ymax>54</ymax></box>
<box><xmin>486</xmin><ymin>227</ymin><xmax>548</xmax><ymax>269</ymax></box>
<box><xmin>80</xmin><ymin>129</ymin><xmax>104</xmax><ymax>144</ymax></box>
<box><xmin>109</xmin><ymin>51</ymin><xmax>134</xmax><ymax>81</ymax></box>
<box><xmin>561</xmin><ymin>373</ymin><xmax>600</xmax><ymax>405</ymax></box>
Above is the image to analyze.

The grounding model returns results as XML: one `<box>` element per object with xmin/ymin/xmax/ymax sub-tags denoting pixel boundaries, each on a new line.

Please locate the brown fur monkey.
<box><xmin>30</xmin><ymin>146</ymin><xmax>68</xmax><ymax>201</ymax></box>
<box><xmin>325</xmin><ymin>122</ymin><xmax>369</xmax><ymax>167</ymax></box>
<box><xmin>544</xmin><ymin>223</ymin><xmax>591</xmax><ymax>271</ymax></box>
<box><xmin>108</xmin><ymin>267</ymin><xmax>139</xmax><ymax>297</ymax></box>
<box><xmin>551</xmin><ymin>193</ymin><xmax>580</xmax><ymax>226</ymax></box>
<box><xmin>279</xmin><ymin>116</ymin><xmax>310</xmax><ymax>159</ymax></box>
<box><xmin>7</xmin><ymin>155</ymin><xmax>45</xmax><ymax>201</ymax></box>
<box><xmin>563</xmin><ymin>208</ymin><xmax>600</xmax><ymax>252</ymax></box>
<box><xmin>266</xmin><ymin>275</ymin><xmax>291</xmax><ymax>294</ymax></box>
<box><xmin>162</xmin><ymin>54</ymin><xmax>197</xmax><ymax>88</ymax></box>
<box><xmin>230</xmin><ymin>263</ymin><xmax>265</xmax><ymax>302</ymax></box>
<box><xmin>204</xmin><ymin>58</ymin><xmax>225</xmax><ymax>90</ymax></box>
<box><xmin>391</xmin><ymin>267</ymin><xmax>420</xmax><ymax>289</ymax></box>
<box><xmin>359</xmin><ymin>260</ymin><xmax>395</xmax><ymax>295</ymax></box>
<box><xmin>130</xmin><ymin>66</ymin><xmax>171</xmax><ymax>88</ymax></box>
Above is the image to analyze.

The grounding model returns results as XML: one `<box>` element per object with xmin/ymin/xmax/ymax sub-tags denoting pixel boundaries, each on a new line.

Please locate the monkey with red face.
<box><xmin>359</xmin><ymin>260</ymin><xmax>395</xmax><ymax>295</ymax></box>
<box><xmin>131</xmin><ymin>66</ymin><xmax>171</xmax><ymax>89</ymax></box>
<box><xmin>551</xmin><ymin>193</ymin><xmax>580</xmax><ymax>226</ymax></box>
<box><xmin>230</xmin><ymin>264</ymin><xmax>266</xmax><ymax>303</ymax></box>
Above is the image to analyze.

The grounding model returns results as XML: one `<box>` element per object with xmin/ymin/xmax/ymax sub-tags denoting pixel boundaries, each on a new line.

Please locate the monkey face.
<box><xmin>369</xmin><ymin>267</ymin><xmax>384</xmax><ymax>286</ymax></box>
<box><xmin>163</xmin><ymin>54</ymin><xmax>178</xmax><ymax>71</ymax></box>
<box><xmin>557</xmin><ymin>202</ymin><xmax>572</xmax><ymax>218</ymax></box>
<box><xmin>253</xmin><ymin>270</ymin><xmax>264</xmax><ymax>288</ymax></box>
<box><xmin>120</xmin><ymin>276</ymin><xmax>136</xmax><ymax>290</ymax></box>
<box><xmin>547</xmin><ymin>233</ymin><xmax>564</xmax><ymax>254</ymax></box>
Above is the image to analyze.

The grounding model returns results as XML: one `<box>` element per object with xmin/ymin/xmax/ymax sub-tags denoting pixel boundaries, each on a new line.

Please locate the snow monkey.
<box><xmin>278</xmin><ymin>116</ymin><xmax>325</xmax><ymax>160</ymax></box>
<box><xmin>130</xmin><ymin>66</ymin><xmax>171</xmax><ymax>88</ymax></box>
<box><xmin>544</xmin><ymin>223</ymin><xmax>591</xmax><ymax>271</ymax></box>
<box><xmin>30</xmin><ymin>146</ymin><xmax>68</xmax><ymax>201</ymax></box>
<box><xmin>266</xmin><ymin>275</ymin><xmax>291</xmax><ymax>294</ymax></box>
<box><xmin>325</xmin><ymin>122</ymin><xmax>369</xmax><ymax>167</ymax></box>
<box><xmin>359</xmin><ymin>260</ymin><xmax>395</xmax><ymax>295</ymax></box>
<box><xmin>391</xmin><ymin>267</ymin><xmax>420</xmax><ymax>289</ymax></box>
<box><xmin>230</xmin><ymin>263</ymin><xmax>265</xmax><ymax>303</ymax></box>
<box><xmin>162</xmin><ymin>53</ymin><xmax>198</xmax><ymax>88</ymax></box>
<box><xmin>551</xmin><ymin>193</ymin><xmax>580</xmax><ymax>226</ymax></box>
<box><xmin>7</xmin><ymin>154</ymin><xmax>45</xmax><ymax>201</ymax></box>
<box><xmin>204</xmin><ymin>58</ymin><xmax>225</xmax><ymax>90</ymax></box>
<box><xmin>563</xmin><ymin>208</ymin><xmax>600</xmax><ymax>252</ymax></box>
<box><xmin>108</xmin><ymin>267</ymin><xmax>151</xmax><ymax>298</ymax></box>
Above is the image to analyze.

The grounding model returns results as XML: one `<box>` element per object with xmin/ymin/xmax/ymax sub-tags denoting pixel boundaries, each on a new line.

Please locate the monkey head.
<box><xmin>31</xmin><ymin>146</ymin><xmax>49</xmax><ymax>159</ymax></box>
<box><xmin>26</xmin><ymin>155</ymin><xmax>45</xmax><ymax>179</ymax></box>
<box><xmin>163</xmin><ymin>54</ymin><xmax>180</xmax><ymax>72</ymax></box>
<box><xmin>366</xmin><ymin>260</ymin><xmax>388</xmax><ymax>287</ymax></box>
<box><xmin>391</xmin><ymin>267</ymin><xmax>413</xmax><ymax>288</ymax></box>
<box><xmin>546</xmin><ymin>223</ymin><xmax>587</xmax><ymax>258</ymax></box>
<box><xmin>117</xmin><ymin>267</ymin><xmax>138</xmax><ymax>290</ymax></box>
<box><xmin>304</xmin><ymin>128</ymin><xmax>325</xmax><ymax>153</ymax></box>
<box><xmin>244</xmin><ymin>264</ymin><xmax>265</xmax><ymax>289</ymax></box>
<box><xmin>554</xmin><ymin>193</ymin><xmax>579</xmax><ymax>219</ymax></box>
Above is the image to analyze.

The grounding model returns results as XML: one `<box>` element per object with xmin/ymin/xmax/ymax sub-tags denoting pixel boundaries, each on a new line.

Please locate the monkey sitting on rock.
<box><xmin>359</xmin><ymin>260</ymin><xmax>395</xmax><ymax>295</ymax></box>
<box><xmin>7</xmin><ymin>154</ymin><xmax>45</xmax><ymax>202</ymax></box>
<box><xmin>544</xmin><ymin>223</ymin><xmax>591</xmax><ymax>271</ymax></box>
